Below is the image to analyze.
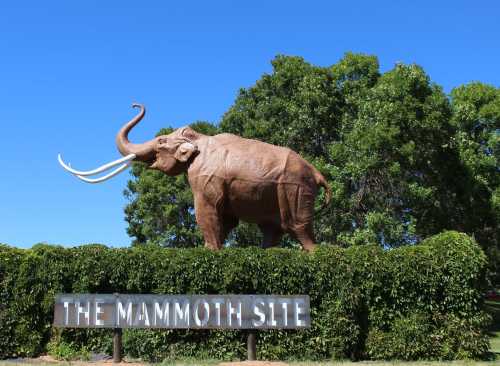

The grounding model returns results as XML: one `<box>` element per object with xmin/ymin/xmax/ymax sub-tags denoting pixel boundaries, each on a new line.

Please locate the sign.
<box><xmin>54</xmin><ymin>294</ymin><xmax>310</xmax><ymax>329</ymax></box>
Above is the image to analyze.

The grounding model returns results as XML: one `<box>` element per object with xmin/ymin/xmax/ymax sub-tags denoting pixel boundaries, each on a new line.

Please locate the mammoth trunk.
<box><xmin>115</xmin><ymin>103</ymin><xmax>156</xmax><ymax>162</ymax></box>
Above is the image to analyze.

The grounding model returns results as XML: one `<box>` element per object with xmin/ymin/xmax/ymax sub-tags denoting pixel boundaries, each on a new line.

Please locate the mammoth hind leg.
<box><xmin>259</xmin><ymin>223</ymin><xmax>283</xmax><ymax>249</ymax></box>
<box><xmin>277</xmin><ymin>183</ymin><xmax>317</xmax><ymax>252</ymax></box>
<box><xmin>290</xmin><ymin>222</ymin><xmax>316</xmax><ymax>252</ymax></box>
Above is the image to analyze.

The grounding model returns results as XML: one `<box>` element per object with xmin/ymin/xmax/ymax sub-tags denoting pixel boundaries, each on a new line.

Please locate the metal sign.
<box><xmin>53</xmin><ymin>294</ymin><xmax>310</xmax><ymax>329</ymax></box>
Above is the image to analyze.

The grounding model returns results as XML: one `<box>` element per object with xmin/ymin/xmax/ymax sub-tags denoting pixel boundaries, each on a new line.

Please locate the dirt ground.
<box><xmin>0</xmin><ymin>356</ymin><xmax>288</xmax><ymax>366</ymax></box>
<box><xmin>1</xmin><ymin>356</ymin><xmax>498</xmax><ymax>366</ymax></box>
<box><xmin>219</xmin><ymin>362</ymin><xmax>287</xmax><ymax>366</ymax></box>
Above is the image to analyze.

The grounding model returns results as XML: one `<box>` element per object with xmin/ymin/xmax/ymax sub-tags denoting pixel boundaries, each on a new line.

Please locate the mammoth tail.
<box><xmin>314</xmin><ymin>169</ymin><xmax>331</xmax><ymax>212</ymax></box>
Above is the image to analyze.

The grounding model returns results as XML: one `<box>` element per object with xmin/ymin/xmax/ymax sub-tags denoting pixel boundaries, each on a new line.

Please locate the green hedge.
<box><xmin>0</xmin><ymin>231</ymin><xmax>491</xmax><ymax>361</ymax></box>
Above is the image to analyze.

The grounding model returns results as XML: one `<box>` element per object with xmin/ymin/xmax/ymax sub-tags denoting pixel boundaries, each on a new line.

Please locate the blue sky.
<box><xmin>1</xmin><ymin>1</ymin><xmax>499</xmax><ymax>248</ymax></box>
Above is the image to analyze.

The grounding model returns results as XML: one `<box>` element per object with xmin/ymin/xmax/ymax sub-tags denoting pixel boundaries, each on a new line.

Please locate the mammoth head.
<box><xmin>148</xmin><ymin>127</ymin><xmax>199</xmax><ymax>175</ymax></box>
<box><xmin>58</xmin><ymin>104</ymin><xmax>201</xmax><ymax>183</ymax></box>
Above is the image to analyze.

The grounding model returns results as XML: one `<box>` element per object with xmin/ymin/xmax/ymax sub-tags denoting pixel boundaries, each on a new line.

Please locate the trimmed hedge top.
<box><xmin>0</xmin><ymin>231</ymin><xmax>491</xmax><ymax>361</ymax></box>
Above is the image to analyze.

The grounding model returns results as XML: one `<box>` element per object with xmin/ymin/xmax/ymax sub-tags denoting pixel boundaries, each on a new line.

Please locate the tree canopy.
<box><xmin>123</xmin><ymin>53</ymin><xmax>499</xmax><ymax>282</ymax></box>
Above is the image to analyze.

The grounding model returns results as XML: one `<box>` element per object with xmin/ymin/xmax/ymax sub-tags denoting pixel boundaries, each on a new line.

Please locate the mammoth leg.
<box><xmin>280</xmin><ymin>183</ymin><xmax>317</xmax><ymax>252</ymax></box>
<box><xmin>259</xmin><ymin>223</ymin><xmax>283</xmax><ymax>249</ymax></box>
<box><xmin>196</xmin><ymin>208</ymin><xmax>224</xmax><ymax>250</ymax></box>
<box><xmin>192</xmin><ymin>176</ymin><xmax>230</xmax><ymax>250</ymax></box>
<box><xmin>221</xmin><ymin>215</ymin><xmax>239</xmax><ymax>243</ymax></box>
<box><xmin>290</xmin><ymin>222</ymin><xmax>316</xmax><ymax>252</ymax></box>
<box><xmin>193</xmin><ymin>192</ymin><xmax>225</xmax><ymax>250</ymax></box>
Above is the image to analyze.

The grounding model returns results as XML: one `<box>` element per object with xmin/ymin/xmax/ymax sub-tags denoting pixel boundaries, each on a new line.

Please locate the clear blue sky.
<box><xmin>1</xmin><ymin>1</ymin><xmax>499</xmax><ymax>248</ymax></box>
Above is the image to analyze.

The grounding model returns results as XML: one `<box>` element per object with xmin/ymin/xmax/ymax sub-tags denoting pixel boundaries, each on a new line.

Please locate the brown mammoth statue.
<box><xmin>59</xmin><ymin>104</ymin><xmax>331</xmax><ymax>251</ymax></box>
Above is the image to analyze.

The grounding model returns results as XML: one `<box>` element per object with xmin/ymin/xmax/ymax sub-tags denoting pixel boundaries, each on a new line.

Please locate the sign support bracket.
<box><xmin>247</xmin><ymin>330</ymin><xmax>257</xmax><ymax>361</ymax></box>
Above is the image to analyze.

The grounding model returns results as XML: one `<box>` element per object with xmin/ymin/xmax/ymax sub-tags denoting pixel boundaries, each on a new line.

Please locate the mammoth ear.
<box><xmin>174</xmin><ymin>142</ymin><xmax>197</xmax><ymax>162</ymax></box>
<box><xmin>181</xmin><ymin>126</ymin><xmax>199</xmax><ymax>140</ymax></box>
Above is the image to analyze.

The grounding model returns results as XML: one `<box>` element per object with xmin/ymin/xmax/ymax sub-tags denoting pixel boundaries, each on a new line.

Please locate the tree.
<box><xmin>330</xmin><ymin>63</ymin><xmax>466</xmax><ymax>247</ymax></box>
<box><xmin>450</xmin><ymin>83</ymin><xmax>500</xmax><ymax>284</ymax></box>
<box><xmin>123</xmin><ymin>53</ymin><xmax>499</xmax><ymax>282</ymax></box>
<box><xmin>220</xmin><ymin>54</ymin><xmax>469</xmax><ymax>248</ymax></box>
<box><xmin>221</xmin><ymin>55</ymin><xmax>343</xmax><ymax>158</ymax></box>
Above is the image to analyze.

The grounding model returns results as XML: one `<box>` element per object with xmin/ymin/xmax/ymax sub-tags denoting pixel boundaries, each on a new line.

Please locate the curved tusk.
<box><xmin>73</xmin><ymin>162</ymin><xmax>132</xmax><ymax>184</ymax></box>
<box><xmin>58</xmin><ymin>153</ymin><xmax>136</xmax><ymax>176</ymax></box>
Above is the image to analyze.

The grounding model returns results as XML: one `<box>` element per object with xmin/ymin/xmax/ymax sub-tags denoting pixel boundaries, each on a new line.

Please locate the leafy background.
<box><xmin>123</xmin><ymin>53</ymin><xmax>499</xmax><ymax>284</ymax></box>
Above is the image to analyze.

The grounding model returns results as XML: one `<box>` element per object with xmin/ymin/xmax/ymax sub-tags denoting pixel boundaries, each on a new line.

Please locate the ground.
<box><xmin>486</xmin><ymin>300</ymin><xmax>500</xmax><ymax>360</ymax></box>
<box><xmin>0</xmin><ymin>361</ymin><xmax>499</xmax><ymax>366</ymax></box>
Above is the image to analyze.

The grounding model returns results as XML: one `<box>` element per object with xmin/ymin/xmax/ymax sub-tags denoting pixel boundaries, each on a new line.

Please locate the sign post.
<box><xmin>113</xmin><ymin>328</ymin><xmax>122</xmax><ymax>363</ymax></box>
<box><xmin>247</xmin><ymin>330</ymin><xmax>257</xmax><ymax>361</ymax></box>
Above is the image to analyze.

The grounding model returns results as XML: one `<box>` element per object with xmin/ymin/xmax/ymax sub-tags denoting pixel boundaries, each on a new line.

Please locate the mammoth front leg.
<box><xmin>258</xmin><ymin>223</ymin><xmax>283</xmax><ymax>248</ymax></box>
<box><xmin>195</xmin><ymin>206</ymin><xmax>224</xmax><ymax>250</ymax></box>
<box><xmin>191</xmin><ymin>175</ymin><xmax>230</xmax><ymax>250</ymax></box>
<box><xmin>193</xmin><ymin>189</ymin><xmax>228</xmax><ymax>250</ymax></box>
<box><xmin>222</xmin><ymin>215</ymin><xmax>239</xmax><ymax>243</ymax></box>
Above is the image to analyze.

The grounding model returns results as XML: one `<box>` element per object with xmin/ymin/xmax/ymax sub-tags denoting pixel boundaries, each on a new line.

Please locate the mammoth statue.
<box><xmin>59</xmin><ymin>104</ymin><xmax>330</xmax><ymax>251</ymax></box>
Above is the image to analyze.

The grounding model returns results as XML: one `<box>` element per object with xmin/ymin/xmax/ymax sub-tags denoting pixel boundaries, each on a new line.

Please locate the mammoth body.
<box><xmin>184</xmin><ymin>133</ymin><xmax>328</xmax><ymax>251</ymax></box>
<box><xmin>59</xmin><ymin>105</ymin><xmax>330</xmax><ymax>251</ymax></box>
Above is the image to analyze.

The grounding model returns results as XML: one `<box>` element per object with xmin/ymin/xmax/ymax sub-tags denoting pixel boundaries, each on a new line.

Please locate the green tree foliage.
<box><xmin>328</xmin><ymin>62</ymin><xmax>461</xmax><ymax>247</ymax></box>
<box><xmin>123</xmin><ymin>53</ymin><xmax>499</xmax><ymax>280</ymax></box>
<box><xmin>221</xmin><ymin>55</ymin><xmax>344</xmax><ymax>158</ymax></box>
<box><xmin>0</xmin><ymin>233</ymin><xmax>490</xmax><ymax>360</ymax></box>
<box><xmin>450</xmin><ymin>82</ymin><xmax>500</xmax><ymax>283</ymax></box>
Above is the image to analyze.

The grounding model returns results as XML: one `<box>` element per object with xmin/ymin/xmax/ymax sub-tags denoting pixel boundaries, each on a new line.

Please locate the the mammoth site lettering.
<box><xmin>53</xmin><ymin>294</ymin><xmax>310</xmax><ymax>329</ymax></box>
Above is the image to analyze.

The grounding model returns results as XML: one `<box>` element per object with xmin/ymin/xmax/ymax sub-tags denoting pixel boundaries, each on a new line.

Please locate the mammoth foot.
<box><xmin>301</xmin><ymin>243</ymin><xmax>317</xmax><ymax>252</ymax></box>
<box><xmin>204</xmin><ymin>242</ymin><xmax>223</xmax><ymax>250</ymax></box>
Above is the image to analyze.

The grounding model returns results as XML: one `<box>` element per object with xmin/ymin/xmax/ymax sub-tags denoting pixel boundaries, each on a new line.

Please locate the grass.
<box><xmin>1</xmin><ymin>361</ymin><xmax>499</xmax><ymax>365</ymax></box>
<box><xmin>287</xmin><ymin>362</ymin><xmax>500</xmax><ymax>366</ymax></box>
<box><xmin>485</xmin><ymin>299</ymin><xmax>500</xmax><ymax>357</ymax></box>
